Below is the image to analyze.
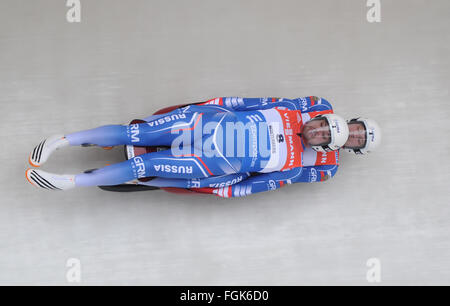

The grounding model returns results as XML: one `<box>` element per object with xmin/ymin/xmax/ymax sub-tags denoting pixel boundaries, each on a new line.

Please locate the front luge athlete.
<box><xmin>26</xmin><ymin>97</ymin><xmax>380</xmax><ymax>197</ymax></box>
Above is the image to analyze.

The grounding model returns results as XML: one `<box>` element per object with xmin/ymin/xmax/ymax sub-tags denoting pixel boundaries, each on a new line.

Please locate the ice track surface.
<box><xmin>0</xmin><ymin>0</ymin><xmax>449</xmax><ymax>285</ymax></box>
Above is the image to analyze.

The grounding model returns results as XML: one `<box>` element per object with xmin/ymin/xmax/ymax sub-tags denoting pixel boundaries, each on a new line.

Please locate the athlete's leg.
<box><xmin>29</xmin><ymin>112</ymin><xmax>204</xmax><ymax>167</ymax></box>
<box><xmin>29</xmin><ymin>125</ymin><xmax>136</xmax><ymax>167</ymax></box>
<box><xmin>30</xmin><ymin>144</ymin><xmax>245</xmax><ymax>190</ymax></box>
<box><xmin>27</xmin><ymin>157</ymin><xmax>150</xmax><ymax>190</ymax></box>
<box><xmin>26</xmin><ymin>110</ymin><xmax>271</xmax><ymax>189</ymax></box>
<box><xmin>65</xmin><ymin>112</ymin><xmax>202</xmax><ymax>147</ymax></box>
<box><xmin>26</xmin><ymin>168</ymin><xmax>76</xmax><ymax>191</ymax></box>
<box><xmin>28</xmin><ymin>134</ymin><xmax>70</xmax><ymax>167</ymax></box>
<box><xmin>74</xmin><ymin>149</ymin><xmax>222</xmax><ymax>187</ymax></box>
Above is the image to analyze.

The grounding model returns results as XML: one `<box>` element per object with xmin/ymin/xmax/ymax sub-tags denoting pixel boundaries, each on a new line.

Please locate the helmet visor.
<box><xmin>345</xmin><ymin>122</ymin><xmax>367</xmax><ymax>149</ymax></box>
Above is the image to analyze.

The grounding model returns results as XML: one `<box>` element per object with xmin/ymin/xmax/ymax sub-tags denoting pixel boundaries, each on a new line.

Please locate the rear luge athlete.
<box><xmin>26</xmin><ymin>97</ymin><xmax>380</xmax><ymax>197</ymax></box>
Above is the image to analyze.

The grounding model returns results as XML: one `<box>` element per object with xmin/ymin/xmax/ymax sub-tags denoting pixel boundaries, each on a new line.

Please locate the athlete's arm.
<box><xmin>291</xmin><ymin>96</ymin><xmax>334</xmax><ymax>113</ymax></box>
<box><xmin>197</xmin><ymin>97</ymin><xmax>300</xmax><ymax>111</ymax></box>
<box><xmin>142</xmin><ymin>96</ymin><xmax>334</xmax><ymax>122</ymax></box>
<box><xmin>192</xmin><ymin>170</ymin><xmax>296</xmax><ymax>198</ymax></box>
<box><xmin>194</xmin><ymin>163</ymin><xmax>339</xmax><ymax>198</ymax></box>
<box><xmin>140</xmin><ymin>173</ymin><xmax>250</xmax><ymax>189</ymax></box>
<box><xmin>290</xmin><ymin>164</ymin><xmax>339</xmax><ymax>183</ymax></box>
<box><xmin>199</xmin><ymin>96</ymin><xmax>335</xmax><ymax>113</ymax></box>
<box><xmin>141</xmin><ymin>101</ymin><xmax>230</xmax><ymax>122</ymax></box>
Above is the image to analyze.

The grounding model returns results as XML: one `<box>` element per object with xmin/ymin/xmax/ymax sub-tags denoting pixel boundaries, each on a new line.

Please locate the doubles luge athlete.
<box><xmin>26</xmin><ymin>97</ymin><xmax>381</xmax><ymax>197</ymax></box>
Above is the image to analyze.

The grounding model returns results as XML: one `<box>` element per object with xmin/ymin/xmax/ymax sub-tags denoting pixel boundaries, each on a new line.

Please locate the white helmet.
<box><xmin>345</xmin><ymin>117</ymin><xmax>381</xmax><ymax>154</ymax></box>
<box><xmin>309</xmin><ymin>114</ymin><xmax>349</xmax><ymax>153</ymax></box>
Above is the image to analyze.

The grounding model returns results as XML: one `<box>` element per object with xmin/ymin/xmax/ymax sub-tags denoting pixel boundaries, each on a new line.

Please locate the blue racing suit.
<box><xmin>66</xmin><ymin>97</ymin><xmax>339</xmax><ymax>197</ymax></box>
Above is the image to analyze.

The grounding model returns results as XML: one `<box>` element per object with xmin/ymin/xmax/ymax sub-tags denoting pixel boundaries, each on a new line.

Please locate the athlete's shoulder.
<box><xmin>290</xmin><ymin>96</ymin><xmax>334</xmax><ymax>112</ymax></box>
<box><xmin>314</xmin><ymin>150</ymin><xmax>340</xmax><ymax>181</ymax></box>
<box><xmin>293</xmin><ymin>162</ymin><xmax>340</xmax><ymax>183</ymax></box>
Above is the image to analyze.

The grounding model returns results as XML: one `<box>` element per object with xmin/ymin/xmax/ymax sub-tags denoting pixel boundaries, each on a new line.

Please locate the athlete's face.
<box><xmin>302</xmin><ymin>119</ymin><xmax>331</xmax><ymax>146</ymax></box>
<box><xmin>344</xmin><ymin>122</ymin><xmax>366</xmax><ymax>149</ymax></box>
